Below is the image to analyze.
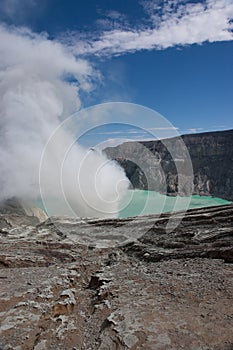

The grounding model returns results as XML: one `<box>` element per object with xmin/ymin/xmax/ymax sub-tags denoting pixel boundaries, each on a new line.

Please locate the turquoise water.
<box><xmin>36</xmin><ymin>190</ymin><xmax>231</xmax><ymax>218</ymax></box>
<box><xmin>119</xmin><ymin>190</ymin><xmax>231</xmax><ymax>218</ymax></box>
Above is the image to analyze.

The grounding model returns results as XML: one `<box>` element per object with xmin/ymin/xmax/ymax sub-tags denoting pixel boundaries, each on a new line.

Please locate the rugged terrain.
<box><xmin>0</xmin><ymin>202</ymin><xmax>233</xmax><ymax>349</ymax></box>
<box><xmin>104</xmin><ymin>129</ymin><xmax>233</xmax><ymax>201</ymax></box>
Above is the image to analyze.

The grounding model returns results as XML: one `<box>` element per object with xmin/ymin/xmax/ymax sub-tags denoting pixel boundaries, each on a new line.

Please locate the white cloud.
<box><xmin>0</xmin><ymin>24</ymin><xmax>129</xmax><ymax>218</ymax></box>
<box><xmin>187</xmin><ymin>127</ymin><xmax>204</xmax><ymax>133</ymax></box>
<box><xmin>0</xmin><ymin>0</ymin><xmax>44</xmax><ymax>23</ymax></box>
<box><xmin>73</xmin><ymin>0</ymin><xmax>233</xmax><ymax>56</ymax></box>
<box><xmin>87</xmin><ymin>129</ymin><xmax>149</xmax><ymax>136</ymax></box>
<box><xmin>182</xmin><ymin>125</ymin><xmax>229</xmax><ymax>134</ymax></box>
<box><xmin>0</xmin><ymin>24</ymin><xmax>94</xmax><ymax>199</ymax></box>
<box><xmin>95</xmin><ymin>8</ymin><xmax>130</xmax><ymax>32</ymax></box>
<box><xmin>88</xmin><ymin>131</ymin><xmax>129</xmax><ymax>136</ymax></box>
<box><xmin>210</xmin><ymin>124</ymin><xmax>228</xmax><ymax>129</ymax></box>
<box><xmin>148</xmin><ymin>127</ymin><xmax>179</xmax><ymax>131</ymax></box>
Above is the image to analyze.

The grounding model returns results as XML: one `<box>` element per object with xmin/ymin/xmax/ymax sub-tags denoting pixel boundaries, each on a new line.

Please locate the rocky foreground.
<box><xmin>0</xmin><ymin>204</ymin><xmax>233</xmax><ymax>350</ymax></box>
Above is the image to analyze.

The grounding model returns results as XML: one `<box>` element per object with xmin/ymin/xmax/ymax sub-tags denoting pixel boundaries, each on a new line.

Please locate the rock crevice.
<box><xmin>0</xmin><ymin>204</ymin><xmax>233</xmax><ymax>349</ymax></box>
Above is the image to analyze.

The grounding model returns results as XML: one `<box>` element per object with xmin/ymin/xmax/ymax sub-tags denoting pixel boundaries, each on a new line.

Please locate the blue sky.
<box><xmin>0</xmin><ymin>0</ymin><xmax>233</xmax><ymax>143</ymax></box>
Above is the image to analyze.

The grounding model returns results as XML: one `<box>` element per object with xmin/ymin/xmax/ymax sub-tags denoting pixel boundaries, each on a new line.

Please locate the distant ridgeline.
<box><xmin>104</xmin><ymin>129</ymin><xmax>233</xmax><ymax>201</ymax></box>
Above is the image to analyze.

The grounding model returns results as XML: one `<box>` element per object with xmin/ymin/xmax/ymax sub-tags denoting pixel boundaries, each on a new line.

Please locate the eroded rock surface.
<box><xmin>0</xmin><ymin>204</ymin><xmax>233</xmax><ymax>349</ymax></box>
<box><xmin>104</xmin><ymin>129</ymin><xmax>233</xmax><ymax>200</ymax></box>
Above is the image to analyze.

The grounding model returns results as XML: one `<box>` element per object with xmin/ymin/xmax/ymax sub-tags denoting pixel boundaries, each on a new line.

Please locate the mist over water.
<box><xmin>0</xmin><ymin>25</ymin><xmax>129</xmax><ymax>217</ymax></box>
<box><xmin>1</xmin><ymin>25</ymin><xmax>229</xmax><ymax>220</ymax></box>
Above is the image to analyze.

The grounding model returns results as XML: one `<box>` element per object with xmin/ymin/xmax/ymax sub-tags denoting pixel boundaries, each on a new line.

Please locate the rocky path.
<box><xmin>0</xmin><ymin>204</ymin><xmax>233</xmax><ymax>349</ymax></box>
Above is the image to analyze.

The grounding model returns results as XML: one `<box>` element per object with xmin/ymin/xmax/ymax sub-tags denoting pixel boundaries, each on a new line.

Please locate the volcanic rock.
<box><xmin>104</xmin><ymin>129</ymin><xmax>233</xmax><ymax>201</ymax></box>
<box><xmin>0</xmin><ymin>204</ymin><xmax>233</xmax><ymax>349</ymax></box>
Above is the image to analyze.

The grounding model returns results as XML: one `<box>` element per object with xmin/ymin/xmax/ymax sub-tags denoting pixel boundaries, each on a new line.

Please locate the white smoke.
<box><xmin>0</xmin><ymin>24</ymin><xmax>129</xmax><ymax>217</ymax></box>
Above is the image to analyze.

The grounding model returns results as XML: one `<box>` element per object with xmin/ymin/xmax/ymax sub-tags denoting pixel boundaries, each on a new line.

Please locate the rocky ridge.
<box><xmin>0</xmin><ymin>203</ymin><xmax>233</xmax><ymax>349</ymax></box>
<box><xmin>104</xmin><ymin>129</ymin><xmax>233</xmax><ymax>200</ymax></box>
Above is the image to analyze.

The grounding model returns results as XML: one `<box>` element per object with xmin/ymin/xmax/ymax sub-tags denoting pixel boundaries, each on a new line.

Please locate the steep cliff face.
<box><xmin>104</xmin><ymin>129</ymin><xmax>233</xmax><ymax>201</ymax></box>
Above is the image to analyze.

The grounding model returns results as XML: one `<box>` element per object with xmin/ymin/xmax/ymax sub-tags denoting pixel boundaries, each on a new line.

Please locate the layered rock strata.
<box><xmin>104</xmin><ymin>129</ymin><xmax>233</xmax><ymax>200</ymax></box>
<box><xmin>0</xmin><ymin>204</ymin><xmax>233</xmax><ymax>349</ymax></box>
